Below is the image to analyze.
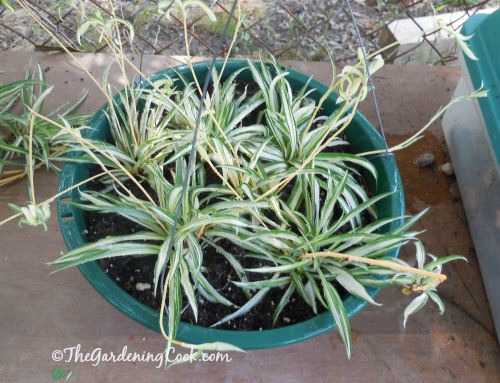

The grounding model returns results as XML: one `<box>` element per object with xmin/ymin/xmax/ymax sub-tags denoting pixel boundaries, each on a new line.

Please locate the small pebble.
<box><xmin>135</xmin><ymin>282</ymin><xmax>151</xmax><ymax>291</ymax></box>
<box><xmin>439</xmin><ymin>162</ymin><xmax>454</xmax><ymax>176</ymax></box>
<box><xmin>449</xmin><ymin>182</ymin><xmax>461</xmax><ymax>199</ymax></box>
<box><xmin>283</xmin><ymin>317</ymin><xmax>291</xmax><ymax>323</ymax></box>
<box><xmin>115</xmin><ymin>276</ymin><xmax>121</xmax><ymax>282</ymax></box>
<box><xmin>415</xmin><ymin>153</ymin><xmax>435</xmax><ymax>168</ymax></box>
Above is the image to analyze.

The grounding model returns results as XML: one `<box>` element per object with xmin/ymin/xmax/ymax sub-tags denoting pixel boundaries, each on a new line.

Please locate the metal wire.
<box><xmin>1</xmin><ymin>1</ymin><xmax>491</xmax><ymax>63</ymax></box>
<box><xmin>159</xmin><ymin>0</ymin><xmax>239</xmax><ymax>297</ymax></box>
<box><xmin>344</xmin><ymin>0</ymin><xmax>390</xmax><ymax>156</ymax></box>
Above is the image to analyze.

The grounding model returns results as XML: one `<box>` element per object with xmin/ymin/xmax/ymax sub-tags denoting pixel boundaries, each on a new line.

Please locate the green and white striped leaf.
<box><xmin>323</xmin><ymin>265</ymin><xmax>379</xmax><ymax>306</ymax></box>
<box><xmin>427</xmin><ymin>290</ymin><xmax>445</xmax><ymax>315</ymax></box>
<box><xmin>403</xmin><ymin>293</ymin><xmax>429</xmax><ymax>327</ymax></box>
<box><xmin>210</xmin><ymin>288</ymin><xmax>270</xmax><ymax>328</ymax></box>
<box><xmin>319</xmin><ymin>272</ymin><xmax>352</xmax><ymax>358</ymax></box>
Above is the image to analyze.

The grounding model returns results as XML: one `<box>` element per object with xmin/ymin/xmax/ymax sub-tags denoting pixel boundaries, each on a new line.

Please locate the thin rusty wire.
<box><xmin>0</xmin><ymin>0</ymin><xmax>493</xmax><ymax>63</ymax></box>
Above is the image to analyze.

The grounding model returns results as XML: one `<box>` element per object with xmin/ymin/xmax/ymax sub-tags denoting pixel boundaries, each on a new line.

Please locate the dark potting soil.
<box><xmin>97</xmin><ymin>248</ymin><xmax>325</xmax><ymax>330</ymax></box>
<box><xmin>84</xmin><ymin>173</ymin><xmax>364</xmax><ymax>329</ymax></box>
<box><xmin>85</xmin><ymin>174</ymin><xmax>328</xmax><ymax>330</ymax></box>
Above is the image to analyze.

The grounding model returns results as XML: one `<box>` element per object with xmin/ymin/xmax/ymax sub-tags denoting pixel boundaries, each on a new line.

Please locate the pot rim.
<box><xmin>57</xmin><ymin>59</ymin><xmax>405</xmax><ymax>350</ymax></box>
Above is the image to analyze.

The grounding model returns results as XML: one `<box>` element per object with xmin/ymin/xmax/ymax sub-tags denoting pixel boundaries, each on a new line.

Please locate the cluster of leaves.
<box><xmin>0</xmin><ymin>0</ymin><xmax>481</xmax><ymax>367</ymax></box>
<box><xmin>50</xmin><ymin>59</ymin><xmax>464</xmax><ymax>357</ymax></box>
<box><xmin>0</xmin><ymin>65</ymin><xmax>87</xmax><ymax>188</ymax></box>
<box><xmin>0</xmin><ymin>65</ymin><xmax>88</xmax><ymax>232</ymax></box>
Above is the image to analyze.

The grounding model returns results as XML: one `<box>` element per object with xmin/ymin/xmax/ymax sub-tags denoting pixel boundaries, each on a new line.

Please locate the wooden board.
<box><xmin>0</xmin><ymin>52</ymin><xmax>498</xmax><ymax>382</ymax></box>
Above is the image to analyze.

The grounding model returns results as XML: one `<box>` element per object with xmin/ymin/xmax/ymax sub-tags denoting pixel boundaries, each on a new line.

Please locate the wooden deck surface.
<box><xmin>0</xmin><ymin>52</ymin><xmax>498</xmax><ymax>382</ymax></box>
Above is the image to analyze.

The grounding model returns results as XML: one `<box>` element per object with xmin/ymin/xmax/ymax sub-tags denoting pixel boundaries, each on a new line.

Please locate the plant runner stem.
<box><xmin>300</xmin><ymin>251</ymin><xmax>447</xmax><ymax>282</ymax></box>
<box><xmin>0</xmin><ymin>169</ymin><xmax>109</xmax><ymax>226</ymax></box>
<box><xmin>0</xmin><ymin>145</ymin><xmax>67</xmax><ymax>188</ymax></box>
<box><xmin>2</xmin><ymin>170</ymin><xmax>24</xmax><ymax>175</ymax></box>
<box><xmin>0</xmin><ymin>160</ymin><xmax>50</xmax><ymax>187</ymax></box>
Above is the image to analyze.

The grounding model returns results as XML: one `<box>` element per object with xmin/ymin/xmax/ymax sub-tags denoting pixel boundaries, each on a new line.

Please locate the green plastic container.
<box><xmin>462</xmin><ymin>9</ymin><xmax>500</xmax><ymax>167</ymax></box>
<box><xmin>57</xmin><ymin>60</ymin><xmax>405</xmax><ymax>350</ymax></box>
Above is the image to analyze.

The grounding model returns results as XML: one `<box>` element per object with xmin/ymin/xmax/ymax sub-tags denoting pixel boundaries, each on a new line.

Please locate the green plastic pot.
<box><xmin>57</xmin><ymin>60</ymin><xmax>405</xmax><ymax>350</ymax></box>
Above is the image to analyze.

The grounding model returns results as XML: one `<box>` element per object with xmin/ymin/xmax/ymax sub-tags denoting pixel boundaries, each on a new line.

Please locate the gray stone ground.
<box><xmin>1</xmin><ymin>0</ymin><xmax>494</xmax><ymax>65</ymax></box>
<box><xmin>0</xmin><ymin>0</ymin><xmax>436</xmax><ymax>61</ymax></box>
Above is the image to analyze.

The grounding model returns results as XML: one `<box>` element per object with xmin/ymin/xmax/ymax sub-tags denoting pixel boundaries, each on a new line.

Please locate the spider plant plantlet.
<box><xmin>0</xmin><ymin>65</ymin><xmax>88</xmax><ymax>188</ymax></box>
